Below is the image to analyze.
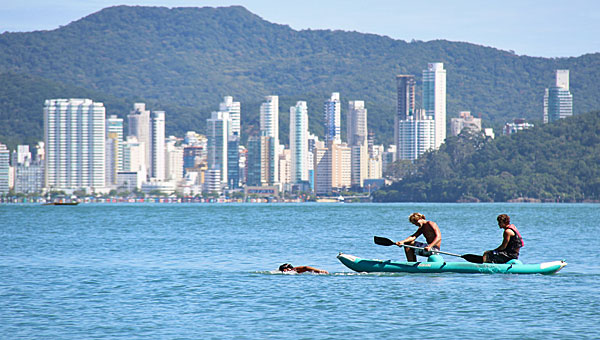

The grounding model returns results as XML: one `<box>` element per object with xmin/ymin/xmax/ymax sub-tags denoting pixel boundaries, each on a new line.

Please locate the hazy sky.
<box><xmin>1</xmin><ymin>0</ymin><xmax>598</xmax><ymax>58</ymax></box>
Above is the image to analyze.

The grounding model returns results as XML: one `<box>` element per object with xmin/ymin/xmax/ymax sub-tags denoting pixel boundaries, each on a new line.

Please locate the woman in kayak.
<box><xmin>483</xmin><ymin>214</ymin><xmax>524</xmax><ymax>263</ymax></box>
<box><xmin>278</xmin><ymin>263</ymin><xmax>329</xmax><ymax>274</ymax></box>
<box><xmin>395</xmin><ymin>212</ymin><xmax>442</xmax><ymax>262</ymax></box>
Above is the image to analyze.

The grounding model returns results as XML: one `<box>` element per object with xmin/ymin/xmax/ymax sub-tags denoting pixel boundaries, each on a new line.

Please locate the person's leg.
<box><xmin>483</xmin><ymin>250</ymin><xmax>492</xmax><ymax>263</ymax></box>
<box><xmin>404</xmin><ymin>247</ymin><xmax>416</xmax><ymax>262</ymax></box>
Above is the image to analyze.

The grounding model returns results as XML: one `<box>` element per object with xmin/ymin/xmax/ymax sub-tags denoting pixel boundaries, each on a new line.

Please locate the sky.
<box><xmin>1</xmin><ymin>0</ymin><xmax>599</xmax><ymax>58</ymax></box>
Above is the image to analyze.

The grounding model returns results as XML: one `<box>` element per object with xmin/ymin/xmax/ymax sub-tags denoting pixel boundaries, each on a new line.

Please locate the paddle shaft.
<box><xmin>373</xmin><ymin>236</ymin><xmax>483</xmax><ymax>263</ymax></box>
<box><xmin>400</xmin><ymin>243</ymin><xmax>462</xmax><ymax>258</ymax></box>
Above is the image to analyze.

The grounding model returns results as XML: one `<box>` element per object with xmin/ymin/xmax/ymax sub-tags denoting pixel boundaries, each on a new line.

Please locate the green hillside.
<box><xmin>1</xmin><ymin>5</ymin><xmax>600</xmax><ymax>149</ymax></box>
<box><xmin>375</xmin><ymin>111</ymin><xmax>600</xmax><ymax>202</ymax></box>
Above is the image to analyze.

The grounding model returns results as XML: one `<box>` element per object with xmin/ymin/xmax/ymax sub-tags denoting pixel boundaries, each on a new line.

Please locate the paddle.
<box><xmin>373</xmin><ymin>236</ymin><xmax>484</xmax><ymax>264</ymax></box>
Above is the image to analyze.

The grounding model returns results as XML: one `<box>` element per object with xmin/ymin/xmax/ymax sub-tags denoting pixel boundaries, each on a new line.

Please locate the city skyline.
<box><xmin>1</xmin><ymin>1</ymin><xmax>598</xmax><ymax>58</ymax></box>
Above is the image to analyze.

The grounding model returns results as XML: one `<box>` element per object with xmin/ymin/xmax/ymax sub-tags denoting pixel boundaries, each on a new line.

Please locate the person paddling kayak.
<box><xmin>278</xmin><ymin>263</ymin><xmax>329</xmax><ymax>274</ymax></box>
<box><xmin>395</xmin><ymin>212</ymin><xmax>442</xmax><ymax>262</ymax></box>
<box><xmin>483</xmin><ymin>214</ymin><xmax>524</xmax><ymax>264</ymax></box>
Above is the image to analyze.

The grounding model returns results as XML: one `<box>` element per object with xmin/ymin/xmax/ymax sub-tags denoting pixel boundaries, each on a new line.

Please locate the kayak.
<box><xmin>337</xmin><ymin>253</ymin><xmax>567</xmax><ymax>275</ymax></box>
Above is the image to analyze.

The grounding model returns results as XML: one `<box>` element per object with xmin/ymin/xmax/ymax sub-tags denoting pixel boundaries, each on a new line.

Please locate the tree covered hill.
<box><xmin>375</xmin><ymin>111</ymin><xmax>600</xmax><ymax>202</ymax></box>
<box><xmin>1</xmin><ymin>5</ymin><xmax>600</xmax><ymax>149</ymax></box>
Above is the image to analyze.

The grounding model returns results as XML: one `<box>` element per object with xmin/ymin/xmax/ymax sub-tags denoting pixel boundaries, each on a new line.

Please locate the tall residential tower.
<box><xmin>290</xmin><ymin>101</ymin><xmax>309</xmax><ymax>183</ymax></box>
<box><xmin>324</xmin><ymin>92</ymin><xmax>341</xmax><ymax>144</ymax></box>
<box><xmin>44</xmin><ymin>98</ymin><xmax>106</xmax><ymax>193</ymax></box>
<box><xmin>545</xmin><ymin>69</ymin><xmax>573</xmax><ymax>123</ymax></box>
<box><xmin>422</xmin><ymin>63</ymin><xmax>447</xmax><ymax>149</ymax></box>
<box><xmin>260</xmin><ymin>95</ymin><xmax>279</xmax><ymax>184</ymax></box>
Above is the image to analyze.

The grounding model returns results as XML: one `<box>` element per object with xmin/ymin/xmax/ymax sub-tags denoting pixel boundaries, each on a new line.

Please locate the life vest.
<box><xmin>503</xmin><ymin>224</ymin><xmax>524</xmax><ymax>259</ymax></box>
<box><xmin>506</xmin><ymin>224</ymin><xmax>524</xmax><ymax>247</ymax></box>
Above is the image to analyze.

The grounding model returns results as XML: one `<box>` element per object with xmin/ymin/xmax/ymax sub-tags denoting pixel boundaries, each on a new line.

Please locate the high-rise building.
<box><xmin>183</xmin><ymin>146</ymin><xmax>205</xmax><ymax>170</ymax></box>
<box><xmin>324</xmin><ymin>92</ymin><xmax>341</xmax><ymax>144</ymax></box>
<box><xmin>290</xmin><ymin>101</ymin><xmax>309</xmax><ymax>183</ymax></box>
<box><xmin>227</xmin><ymin>135</ymin><xmax>240</xmax><ymax>188</ymax></box>
<box><xmin>220</xmin><ymin>96</ymin><xmax>241</xmax><ymax>138</ymax></box>
<box><xmin>106</xmin><ymin>115</ymin><xmax>124</xmax><ymax>186</ymax></box>
<box><xmin>120</xmin><ymin>136</ymin><xmax>146</xmax><ymax>190</ymax></box>
<box><xmin>260</xmin><ymin>96</ymin><xmax>279</xmax><ymax>142</ymax></box>
<box><xmin>106</xmin><ymin>115</ymin><xmax>124</xmax><ymax>169</ymax></box>
<box><xmin>105</xmin><ymin>135</ymin><xmax>119</xmax><ymax>186</ymax></box>
<box><xmin>396</xmin><ymin>75</ymin><xmax>416</xmax><ymax>122</ymax></box>
<box><xmin>127</xmin><ymin>103</ymin><xmax>151</xmax><ymax>176</ymax></box>
<box><xmin>165</xmin><ymin>137</ymin><xmax>183</xmax><ymax>182</ymax></box>
<box><xmin>397</xmin><ymin>109</ymin><xmax>435</xmax><ymax>160</ymax></box>
<box><xmin>313</xmin><ymin>144</ymin><xmax>330</xmax><ymax>195</ymax></box>
<box><xmin>151</xmin><ymin>111</ymin><xmax>165</xmax><ymax>180</ymax></box>
<box><xmin>35</xmin><ymin>142</ymin><xmax>45</xmax><ymax>163</ymax></box>
<box><xmin>260</xmin><ymin>96</ymin><xmax>279</xmax><ymax>184</ymax></box>
<box><xmin>0</xmin><ymin>143</ymin><xmax>9</xmax><ymax>194</ymax></box>
<box><xmin>44</xmin><ymin>98</ymin><xmax>106</xmax><ymax>193</ymax></box>
<box><xmin>395</xmin><ymin>75</ymin><xmax>417</xmax><ymax>160</ymax></box>
<box><xmin>347</xmin><ymin>100</ymin><xmax>368</xmax><ymax>188</ymax></box>
<box><xmin>350</xmin><ymin>143</ymin><xmax>368</xmax><ymax>187</ymax></box>
<box><xmin>545</xmin><ymin>69</ymin><xmax>573</xmax><ymax>123</ymax></box>
<box><xmin>15</xmin><ymin>163</ymin><xmax>44</xmax><ymax>194</ymax></box>
<box><xmin>12</xmin><ymin>145</ymin><xmax>31</xmax><ymax>166</ymax></box>
<box><xmin>12</xmin><ymin>144</ymin><xmax>43</xmax><ymax>193</ymax></box>
<box><xmin>423</xmin><ymin>63</ymin><xmax>447</xmax><ymax>149</ymax></box>
<box><xmin>347</xmin><ymin>100</ymin><xmax>368</xmax><ymax>147</ymax></box>
<box><xmin>278</xmin><ymin>148</ymin><xmax>291</xmax><ymax>187</ymax></box>
<box><xmin>122</xmin><ymin>136</ymin><xmax>145</xmax><ymax>174</ymax></box>
<box><xmin>206</xmin><ymin>111</ymin><xmax>230</xmax><ymax>186</ymax></box>
<box><xmin>313</xmin><ymin>141</ymin><xmax>351</xmax><ymax>194</ymax></box>
<box><xmin>246</xmin><ymin>136</ymin><xmax>262</xmax><ymax>187</ymax></box>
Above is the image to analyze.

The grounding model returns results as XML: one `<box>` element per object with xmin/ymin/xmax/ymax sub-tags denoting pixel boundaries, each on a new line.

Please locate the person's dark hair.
<box><xmin>279</xmin><ymin>263</ymin><xmax>294</xmax><ymax>271</ymax></box>
<box><xmin>497</xmin><ymin>214</ymin><xmax>510</xmax><ymax>225</ymax></box>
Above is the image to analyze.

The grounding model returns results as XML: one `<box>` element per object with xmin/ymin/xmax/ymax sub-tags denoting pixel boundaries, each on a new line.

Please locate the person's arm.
<box><xmin>294</xmin><ymin>266</ymin><xmax>329</xmax><ymax>274</ymax></box>
<box><xmin>495</xmin><ymin>229</ymin><xmax>514</xmax><ymax>251</ymax></box>
<box><xmin>396</xmin><ymin>229</ymin><xmax>422</xmax><ymax>247</ymax></box>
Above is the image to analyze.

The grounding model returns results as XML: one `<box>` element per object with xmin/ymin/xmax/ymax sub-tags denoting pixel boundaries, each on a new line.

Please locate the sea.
<box><xmin>1</xmin><ymin>203</ymin><xmax>598</xmax><ymax>339</ymax></box>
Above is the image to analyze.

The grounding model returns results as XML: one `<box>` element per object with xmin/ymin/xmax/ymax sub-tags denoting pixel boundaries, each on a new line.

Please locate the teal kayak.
<box><xmin>337</xmin><ymin>253</ymin><xmax>567</xmax><ymax>275</ymax></box>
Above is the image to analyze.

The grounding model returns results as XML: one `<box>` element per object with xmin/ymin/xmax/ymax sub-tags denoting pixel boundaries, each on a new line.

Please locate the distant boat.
<box><xmin>43</xmin><ymin>201</ymin><xmax>79</xmax><ymax>206</ymax></box>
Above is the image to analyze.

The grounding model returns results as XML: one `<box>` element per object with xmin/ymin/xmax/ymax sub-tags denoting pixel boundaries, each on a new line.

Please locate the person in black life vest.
<box><xmin>483</xmin><ymin>214</ymin><xmax>524</xmax><ymax>263</ymax></box>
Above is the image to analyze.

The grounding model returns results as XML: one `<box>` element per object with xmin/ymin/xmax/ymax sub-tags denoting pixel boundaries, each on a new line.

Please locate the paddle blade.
<box><xmin>462</xmin><ymin>254</ymin><xmax>484</xmax><ymax>264</ymax></box>
<box><xmin>374</xmin><ymin>236</ymin><xmax>395</xmax><ymax>246</ymax></box>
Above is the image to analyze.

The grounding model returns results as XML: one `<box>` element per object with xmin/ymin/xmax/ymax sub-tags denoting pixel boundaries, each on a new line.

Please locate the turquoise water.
<box><xmin>1</xmin><ymin>203</ymin><xmax>599</xmax><ymax>339</ymax></box>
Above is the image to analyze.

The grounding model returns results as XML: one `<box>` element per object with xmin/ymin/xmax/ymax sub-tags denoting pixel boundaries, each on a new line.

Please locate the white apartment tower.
<box><xmin>545</xmin><ymin>69</ymin><xmax>573</xmax><ymax>123</ymax></box>
<box><xmin>44</xmin><ymin>98</ymin><xmax>106</xmax><ymax>192</ymax></box>
<box><xmin>0</xmin><ymin>143</ymin><xmax>8</xmax><ymax>194</ymax></box>
<box><xmin>127</xmin><ymin>103</ymin><xmax>151</xmax><ymax>176</ymax></box>
<box><xmin>260</xmin><ymin>96</ymin><xmax>279</xmax><ymax>184</ymax></box>
<box><xmin>165</xmin><ymin>138</ymin><xmax>184</xmax><ymax>182</ymax></box>
<box><xmin>290</xmin><ymin>101</ymin><xmax>309</xmax><ymax>183</ymax></box>
<box><xmin>122</xmin><ymin>136</ymin><xmax>146</xmax><ymax>176</ymax></box>
<box><xmin>397</xmin><ymin>109</ymin><xmax>435</xmax><ymax>160</ymax></box>
<box><xmin>347</xmin><ymin>100</ymin><xmax>368</xmax><ymax>147</ymax></box>
<box><xmin>220</xmin><ymin>96</ymin><xmax>241</xmax><ymax>138</ymax></box>
<box><xmin>151</xmin><ymin>111</ymin><xmax>166</xmax><ymax>180</ymax></box>
<box><xmin>422</xmin><ymin>63</ymin><xmax>447</xmax><ymax>149</ymax></box>
<box><xmin>106</xmin><ymin>115</ymin><xmax>124</xmax><ymax>185</ymax></box>
<box><xmin>324</xmin><ymin>92</ymin><xmax>341</xmax><ymax>144</ymax></box>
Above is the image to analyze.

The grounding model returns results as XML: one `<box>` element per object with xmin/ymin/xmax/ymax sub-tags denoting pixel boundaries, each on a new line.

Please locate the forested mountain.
<box><xmin>1</xmin><ymin>5</ymin><xmax>600</xmax><ymax>150</ymax></box>
<box><xmin>375</xmin><ymin>111</ymin><xmax>600</xmax><ymax>202</ymax></box>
